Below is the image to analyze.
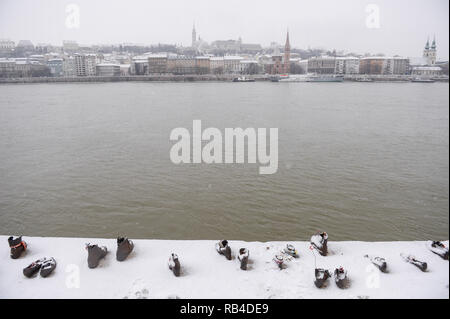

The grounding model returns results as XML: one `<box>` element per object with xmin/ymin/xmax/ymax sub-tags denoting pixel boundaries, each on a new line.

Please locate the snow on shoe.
<box><xmin>334</xmin><ymin>266</ymin><xmax>349</xmax><ymax>289</ymax></box>
<box><xmin>401</xmin><ymin>253</ymin><xmax>427</xmax><ymax>272</ymax></box>
<box><xmin>40</xmin><ymin>257</ymin><xmax>57</xmax><ymax>277</ymax></box>
<box><xmin>238</xmin><ymin>248</ymin><xmax>249</xmax><ymax>270</ymax></box>
<box><xmin>116</xmin><ymin>236</ymin><xmax>134</xmax><ymax>261</ymax></box>
<box><xmin>8</xmin><ymin>236</ymin><xmax>27</xmax><ymax>259</ymax></box>
<box><xmin>310</xmin><ymin>231</ymin><xmax>328</xmax><ymax>256</ymax></box>
<box><xmin>364</xmin><ymin>254</ymin><xmax>388</xmax><ymax>273</ymax></box>
<box><xmin>168</xmin><ymin>253</ymin><xmax>181</xmax><ymax>277</ymax></box>
<box><xmin>283</xmin><ymin>244</ymin><xmax>299</xmax><ymax>258</ymax></box>
<box><xmin>314</xmin><ymin>268</ymin><xmax>331</xmax><ymax>288</ymax></box>
<box><xmin>215</xmin><ymin>240</ymin><xmax>232</xmax><ymax>260</ymax></box>
<box><xmin>427</xmin><ymin>241</ymin><xmax>449</xmax><ymax>260</ymax></box>
<box><xmin>23</xmin><ymin>259</ymin><xmax>45</xmax><ymax>278</ymax></box>
<box><xmin>86</xmin><ymin>243</ymin><xmax>108</xmax><ymax>269</ymax></box>
<box><xmin>273</xmin><ymin>254</ymin><xmax>285</xmax><ymax>269</ymax></box>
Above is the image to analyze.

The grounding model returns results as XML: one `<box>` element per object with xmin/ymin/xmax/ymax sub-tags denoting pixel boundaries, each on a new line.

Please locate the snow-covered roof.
<box><xmin>335</xmin><ymin>56</ymin><xmax>359</xmax><ymax>60</ymax></box>
<box><xmin>132</xmin><ymin>55</ymin><xmax>150</xmax><ymax>62</ymax></box>
<box><xmin>147</xmin><ymin>53</ymin><xmax>168</xmax><ymax>58</ymax></box>
<box><xmin>412</xmin><ymin>66</ymin><xmax>441</xmax><ymax>71</ymax></box>
<box><xmin>96</xmin><ymin>63</ymin><xmax>120</xmax><ymax>67</ymax></box>
<box><xmin>224</xmin><ymin>56</ymin><xmax>243</xmax><ymax>60</ymax></box>
<box><xmin>360</xmin><ymin>56</ymin><xmax>390</xmax><ymax>60</ymax></box>
<box><xmin>314</xmin><ymin>55</ymin><xmax>336</xmax><ymax>59</ymax></box>
<box><xmin>0</xmin><ymin>58</ymin><xmax>15</xmax><ymax>63</ymax></box>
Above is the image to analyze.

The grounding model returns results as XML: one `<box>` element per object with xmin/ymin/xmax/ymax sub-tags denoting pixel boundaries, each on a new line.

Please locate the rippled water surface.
<box><xmin>0</xmin><ymin>82</ymin><xmax>448</xmax><ymax>241</ymax></box>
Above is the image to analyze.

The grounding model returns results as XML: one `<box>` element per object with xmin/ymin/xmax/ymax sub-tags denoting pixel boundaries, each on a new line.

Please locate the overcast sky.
<box><xmin>0</xmin><ymin>0</ymin><xmax>448</xmax><ymax>59</ymax></box>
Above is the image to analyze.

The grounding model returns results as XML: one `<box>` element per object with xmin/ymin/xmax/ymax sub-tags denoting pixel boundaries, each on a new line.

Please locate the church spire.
<box><xmin>423</xmin><ymin>35</ymin><xmax>437</xmax><ymax>65</ymax></box>
<box><xmin>283</xmin><ymin>29</ymin><xmax>291</xmax><ymax>74</ymax></box>
<box><xmin>285</xmin><ymin>29</ymin><xmax>290</xmax><ymax>50</ymax></box>
<box><xmin>192</xmin><ymin>21</ymin><xmax>196</xmax><ymax>47</ymax></box>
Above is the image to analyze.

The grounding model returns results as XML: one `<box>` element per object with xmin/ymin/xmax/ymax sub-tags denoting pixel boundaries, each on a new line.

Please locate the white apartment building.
<box><xmin>383</xmin><ymin>57</ymin><xmax>410</xmax><ymax>75</ymax></box>
<box><xmin>335</xmin><ymin>57</ymin><xmax>360</xmax><ymax>74</ymax></box>
<box><xmin>85</xmin><ymin>54</ymin><xmax>97</xmax><ymax>76</ymax></box>
<box><xmin>74</xmin><ymin>54</ymin><xmax>97</xmax><ymax>76</ymax></box>
<box><xmin>335</xmin><ymin>58</ymin><xmax>345</xmax><ymax>74</ymax></box>
<box><xmin>392</xmin><ymin>57</ymin><xmax>410</xmax><ymax>75</ymax></box>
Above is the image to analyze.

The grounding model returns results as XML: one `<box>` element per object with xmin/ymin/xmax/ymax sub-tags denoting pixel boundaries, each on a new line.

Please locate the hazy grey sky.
<box><xmin>0</xmin><ymin>0</ymin><xmax>448</xmax><ymax>59</ymax></box>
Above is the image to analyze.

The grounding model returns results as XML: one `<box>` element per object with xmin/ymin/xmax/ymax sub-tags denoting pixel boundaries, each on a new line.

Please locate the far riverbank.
<box><xmin>0</xmin><ymin>74</ymin><xmax>448</xmax><ymax>84</ymax></box>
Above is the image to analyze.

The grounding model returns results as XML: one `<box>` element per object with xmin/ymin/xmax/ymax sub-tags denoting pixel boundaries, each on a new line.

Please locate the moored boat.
<box><xmin>268</xmin><ymin>75</ymin><xmax>280</xmax><ymax>82</ymax></box>
<box><xmin>278</xmin><ymin>74</ymin><xmax>309</xmax><ymax>82</ymax></box>
<box><xmin>232</xmin><ymin>76</ymin><xmax>255</xmax><ymax>82</ymax></box>
<box><xmin>355</xmin><ymin>77</ymin><xmax>374</xmax><ymax>82</ymax></box>
<box><xmin>306</xmin><ymin>74</ymin><xmax>344</xmax><ymax>82</ymax></box>
<box><xmin>411</xmin><ymin>77</ymin><xmax>435</xmax><ymax>83</ymax></box>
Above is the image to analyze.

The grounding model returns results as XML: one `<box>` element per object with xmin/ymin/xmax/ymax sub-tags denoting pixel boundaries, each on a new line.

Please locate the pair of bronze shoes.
<box><xmin>216</xmin><ymin>240</ymin><xmax>249</xmax><ymax>270</ymax></box>
<box><xmin>86</xmin><ymin>237</ymin><xmax>134</xmax><ymax>268</ymax></box>
<box><xmin>23</xmin><ymin>257</ymin><xmax>57</xmax><ymax>278</ymax></box>
<box><xmin>314</xmin><ymin>267</ymin><xmax>349</xmax><ymax>289</ymax></box>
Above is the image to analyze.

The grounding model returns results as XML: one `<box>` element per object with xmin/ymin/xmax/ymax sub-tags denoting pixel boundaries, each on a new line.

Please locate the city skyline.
<box><xmin>0</xmin><ymin>0</ymin><xmax>449</xmax><ymax>60</ymax></box>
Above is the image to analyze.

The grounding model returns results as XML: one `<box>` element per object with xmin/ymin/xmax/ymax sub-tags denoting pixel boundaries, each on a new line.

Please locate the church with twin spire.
<box><xmin>423</xmin><ymin>36</ymin><xmax>437</xmax><ymax>65</ymax></box>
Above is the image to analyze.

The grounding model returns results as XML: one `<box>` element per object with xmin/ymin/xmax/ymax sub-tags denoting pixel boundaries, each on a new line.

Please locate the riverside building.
<box><xmin>335</xmin><ymin>57</ymin><xmax>360</xmax><ymax>74</ymax></box>
<box><xmin>74</xmin><ymin>54</ymin><xmax>97</xmax><ymax>76</ymax></box>
<box><xmin>308</xmin><ymin>56</ymin><xmax>336</xmax><ymax>74</ymax></box>
<box><xmin>47</xmin><ymin>58</ymin><xmax>64</xmax><ymax>77</ymax></box>
<box><xmin>96</xmin><ymin>63</ymin><xmax>121</xmax><ymax>76</ymax></box>
<box><xmin>148</xmin><ymin>54</ymin><xmax>168</xmax><ymax>74</ymax></box>
<box><xmin>0</xmin><ymin>58</ymin><xmax>16</xmax><ymax>77</ymax></box>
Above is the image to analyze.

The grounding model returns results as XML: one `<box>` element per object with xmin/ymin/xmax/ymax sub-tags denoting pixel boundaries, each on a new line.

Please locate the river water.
<box><xmin>0</xmin><ymin>82</ymin><xmax>448</xmax><ymax>241</ymax></box>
